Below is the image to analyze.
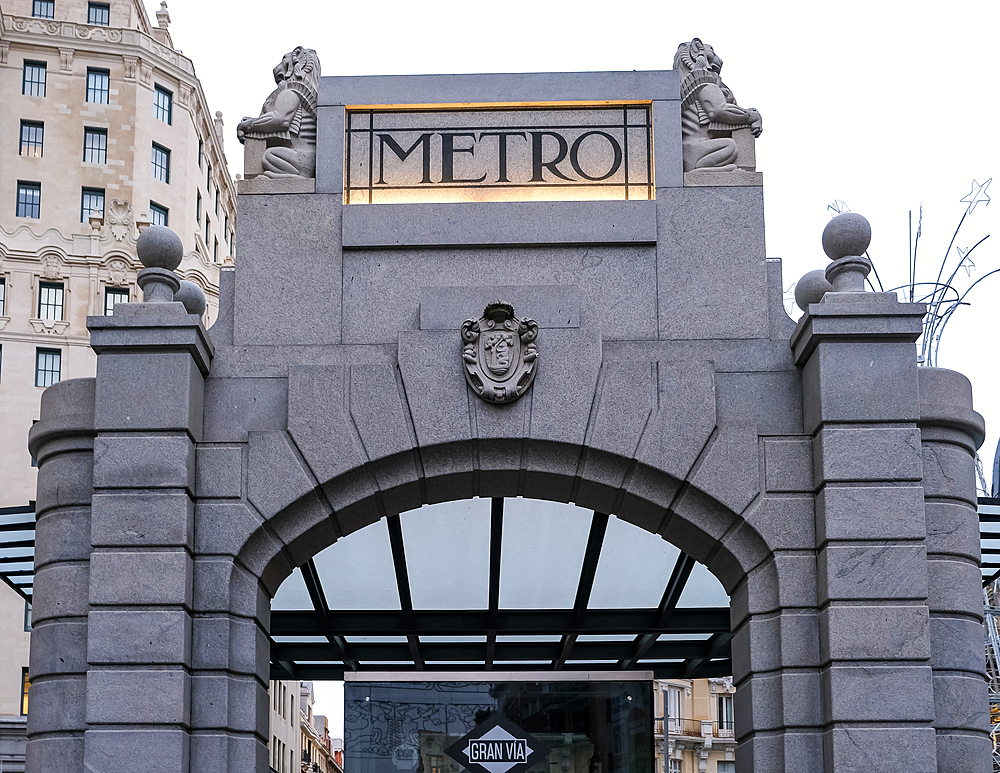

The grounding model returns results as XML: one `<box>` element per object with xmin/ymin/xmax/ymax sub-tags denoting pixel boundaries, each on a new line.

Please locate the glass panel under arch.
<box><xmin>675</xmin><ymin>561</ymin><xmax>729</xmax><ymax>608</ymax></box>
<box><xmin>588</xmin><ymin>515</ymin><xmax>680</xmax><ymax>608</ymax></box>
<box><xmin>499</xmin><ymin>498</ymin><xmax>592</xmax><ymax>609</ymax></box>
<box><xmin>313</xmin><ymin>518</ymin><xmax>402</xmax><ymax>610</ymax></box>
<box><xmin>400</xmin><ymin>498</ymin><xmax>490</xmax><ymax>609</ymax></box>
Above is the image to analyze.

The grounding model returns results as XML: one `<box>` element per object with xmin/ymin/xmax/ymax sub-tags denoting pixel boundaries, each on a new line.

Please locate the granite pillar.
<box><xmin>793</xmin><ymin>295</ymin><xmax>939</xmax><ymax>772</ymax></box>
<box><xmin>25</xmin><ymin>378</ymin><xmax>97</xmax><ymax>771</ymax></box>
<box><xmin>79</xmin><ymin>304</ymin><xmax>212</xmax><ymax>773</ymax></box>
<box><xmin>917</xmin><ymin>367</ymin><xmax>989</xmax><ymax>771</ymax></box>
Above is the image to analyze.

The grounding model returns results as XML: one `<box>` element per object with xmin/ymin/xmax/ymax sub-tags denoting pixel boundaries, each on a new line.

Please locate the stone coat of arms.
<box><xmin>461</xmin><ymin>302</ymin><xmax>538</xmax><ymax>403</ymax></box>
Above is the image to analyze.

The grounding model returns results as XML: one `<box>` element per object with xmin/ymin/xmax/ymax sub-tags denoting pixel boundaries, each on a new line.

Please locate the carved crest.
<box><xmin>41</xmin><ymin>254</ymin><xmax>61</xmax><ymax>280</ymax></box>
<box><xmin>461</xmin><ymin>302</ymin><xmax>538</xmax><ymax>404</ymax></box>
<box><xmin>106</xmin><ymin>199</ymin><xmax>133</xmax><ymax>242</ymax></box>
<box><xmin>107</xmin><ymin>258</ymin><xmax>128</xmax><ymax>287</ymax></box>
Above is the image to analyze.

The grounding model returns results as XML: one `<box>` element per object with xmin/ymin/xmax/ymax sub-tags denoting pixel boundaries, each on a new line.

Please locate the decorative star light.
<box><xmin>960</xmin><ymin>178</ymin><xmax>991</xmax><ymax>213</ymax></box>
<box><xmin>827</xmin><ymin>200</ymin><xmax>851</xmax><ymax>216</ymax></box>
<box><xmin>957</xmin><ymin>246</ymin><xmax>976</xmax><ymax>276</ymax></box>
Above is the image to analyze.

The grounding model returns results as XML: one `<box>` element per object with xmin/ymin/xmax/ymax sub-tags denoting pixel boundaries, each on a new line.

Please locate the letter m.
<box><xmin>377</xmin><ymin>133</ymin><xmax>433</xmax><ymax>185</ymax></box>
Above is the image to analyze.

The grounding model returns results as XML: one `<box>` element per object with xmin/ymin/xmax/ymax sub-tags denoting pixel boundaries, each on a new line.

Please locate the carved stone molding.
<box><xmin>59</xmin><ymin>47</ymin><xmax>73</xmax><ymax>72</ymax></box>
<box><xmin>123</xmin><ymin>56</ymin><xmax>139</xmax><ymax>81</ymax></box>
<box><xmin>461</xmin><ymin>302</ymin><xmax>538</xmax><ymax>404</ymax></box>
<box><xmin>0</xmin><ymin>317</ymin><xmax>9</xmax><ymax>331</ymax></box>
<box><xmin>104</xmin><ymin>200</ymin><xmax>134</xmax><ymax>242</ymax></box>
<box><xmin>0</xmin><ymin>43</ymin><xmax>9</xmax><ymax>65</ymax></box>
<box><xmin>140</xmin><ymin>63</ymin><xmax>153</xmax><ymax>87</ymax></box>
<box><xmin>40</xmin><ymin>254</ymin><xmax>62</xmax><ymax>280</ymax></box>
<box><xmin>107</xmin><ymin>258</ymin><xmax>129</xmax><ymax>287</ymax></box>
<box><xmin>30</xmin><ymin>319</ymin><xmax>70</xmax><ymax>335</ymax></box>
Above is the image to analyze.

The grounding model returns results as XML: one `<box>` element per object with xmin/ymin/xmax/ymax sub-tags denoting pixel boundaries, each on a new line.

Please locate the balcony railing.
<box><xmin>654</xmin><ymin>718</ymin><xmax>735</xmax><ymax>739</ymax></box>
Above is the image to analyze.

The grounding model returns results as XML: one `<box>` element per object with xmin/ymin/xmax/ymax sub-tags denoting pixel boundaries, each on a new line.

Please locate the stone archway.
<box><xmin>24</xmin><ymin>67</ymin><xmax>989</xmax><ymax>773</ymax></box>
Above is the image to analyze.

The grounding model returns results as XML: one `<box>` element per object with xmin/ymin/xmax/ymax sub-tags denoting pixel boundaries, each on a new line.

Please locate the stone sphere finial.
<box><xmin>136</xmin><ymin>225</ymin><xmax>183</xmax><ymax>271</ymax></box>
<box><xmin>795</xmin><ymin>269</ymin><xmax>834</xmax><ymax>311</ymax></box>
<box><xmin>822</xmin><ymin>213</ymin><xmax>871</xmax><ymax>260</ymax></box>
<box><xmin>175</xmin><ymin>280</ymin><xmax>207</xmax><ymax>317</ymax></box>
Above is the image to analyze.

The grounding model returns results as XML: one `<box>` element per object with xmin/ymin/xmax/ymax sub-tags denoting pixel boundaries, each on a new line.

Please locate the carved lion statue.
<box><xmin>673</xmin><ymin>38</ymin><xmax>761</xmax><ymax>172</ymax></box>
<box><xmin>237</xmin><ymin>46</ymin><xmax>321</xmax><ymax>179</ymax></box>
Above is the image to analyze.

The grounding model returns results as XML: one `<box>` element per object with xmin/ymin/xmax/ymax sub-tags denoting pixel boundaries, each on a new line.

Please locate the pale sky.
<box><xmin>144</xmin><ymin>0</ymin><xmax>1000</xmax><ymax>730</ymax></box>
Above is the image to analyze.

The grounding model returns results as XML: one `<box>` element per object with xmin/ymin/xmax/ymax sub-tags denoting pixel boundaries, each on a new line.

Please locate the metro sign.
<box><xmin>445</xmin><ymin>714</ymin><xmax>550</xmax><ymax>773</ymax></box>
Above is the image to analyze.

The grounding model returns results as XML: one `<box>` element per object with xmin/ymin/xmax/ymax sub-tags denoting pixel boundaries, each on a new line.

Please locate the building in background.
<box><xmin>301</xmin><ymin>682</ymin><xmax>343</xmax><ymax>773</ymax></box>
<box><xmin>269</xmin><ymin>680</ymin><xmax>301</xmax><ymax>773</ymax></box>
<box><xmin>0</xmin><ymin>0</ymin><xmax>236</xmax><ymax>507</ymax></box>
<box><xmin>0</xmin><ymin>1</ymin><xmax>235</xmax><ymax>768</ymax></box>
<box><xmin>656</xmin><ymin>678</ymin><xmax>737</xmax><ymax>773</ymax></box>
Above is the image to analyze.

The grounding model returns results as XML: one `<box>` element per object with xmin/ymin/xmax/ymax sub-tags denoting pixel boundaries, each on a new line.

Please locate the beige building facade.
<box><xmin>0</xmin><ymin>0</ymin><xmax>236</xmax><ymax>508</ymax></box>
<box><xmin>656</xmin><ymin>679</ymin><xmax>737</xmax><ymax>773</ymax></box>
<box><xmin>0</xmin><ymin>1</ymin><xmax>234</xmax><ymax>769</ymax></box>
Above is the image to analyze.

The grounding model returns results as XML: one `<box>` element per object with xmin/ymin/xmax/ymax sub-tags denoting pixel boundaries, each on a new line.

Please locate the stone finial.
<box><xmin>822</xmin><ymin>213</ymin><xmax>873</xmax><ymax>293</ymax></box>
<box><xmin>156</xmin><ymin>1</ymin><xmax>171</xmax><ymax>28</ymax></box>
<box><xmin>175</xmin><ymin>280</ymin><xmax>207</xmax><ymax>317</ymax></box>
<box><xmin>135</xmin><ymin>225</ymin><xmax>182</xmax><ymax>302</ymax></box>
<box><xmin>237</xmin><ymin>47</ymin><xmax>320</xmax><ymax>180</ymax></box>
<box><xmin>795</xmin><ymin>269</ymin><xmax>834</xmax><ymax>311</ymax></box>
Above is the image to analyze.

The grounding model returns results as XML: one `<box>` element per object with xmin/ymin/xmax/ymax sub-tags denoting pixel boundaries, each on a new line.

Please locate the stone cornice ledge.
<box><xmin>790</xmin><ymin>298</ymin><xmax>926</xmax><ymax>366</ymax></box>
<box><xmin>343</xmin><ymin>199</ymin><xmax>657</xmax><ymax>248</ymax></box>
<box><xmin>88</xmin><ymin>304</ymin><xmax>214</xmax><ymax>375</ymax></box>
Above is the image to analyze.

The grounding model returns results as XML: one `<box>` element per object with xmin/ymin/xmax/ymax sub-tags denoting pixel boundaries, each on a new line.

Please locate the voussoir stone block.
<box><xmin>690</xmin><ymin>422</ymin><xmax>760</xmax><ymax>515</ymax></box>
<box><xmin>246</xmin><ymin>431</ymin><xmax>320</xmax><ymax>519</ymax></box>
<box><xmin>202</xmin><ymin>377</ymin><xmax>288</xmax><ymax>443</ymax></box>
<box><xmin>715</xmin><ymin>370</ymin><xmax>803</xmax><ymax>435</ymax></box>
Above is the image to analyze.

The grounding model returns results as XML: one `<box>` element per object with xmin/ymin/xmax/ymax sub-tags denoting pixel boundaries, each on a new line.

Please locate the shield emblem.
<box><xmin>461</xmin><ymin>302</ymin><xmax>538</xmax><ymax>404</ymax></box>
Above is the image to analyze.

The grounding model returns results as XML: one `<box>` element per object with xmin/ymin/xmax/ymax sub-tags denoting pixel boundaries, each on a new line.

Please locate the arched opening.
<box><xmin>264</xmin><ymin>495</ymin><xmax>740</xmax><ymax>773</ymax></box>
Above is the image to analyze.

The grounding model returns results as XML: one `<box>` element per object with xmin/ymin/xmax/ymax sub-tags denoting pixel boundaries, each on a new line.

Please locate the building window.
<box><xmin>24</xmin><ymin>601</ymin><xmax>32</xmax><ymax>631</ymax></box>
<box><xmin>215</xmin><ymin>189</ymin><xmax>220</xmax><ymax>216</ymax></box>
<box><xmin>0</xmin><ymin>278</ymin><xmax>5</xmax><ymax>316</ymax></box>
<box><xmin>86</xmin><ymin>68</ymin><xmax>110</xmax><ymax>104</ymax></box>
<box><xmin>105</xmin><ymin>287</ymin><xmax>129</xmax><ymax>316</ymax></box>
<box><xmin>19</xmin><ymin>121</ymin><xmax>44</xmax><ymax>157</ymax></box>
<box><xmin>213</xmin><ymin>238</ymin><xmax>219</xmax><ymax>262</ymax></box>
<box><xmin>150</xmin><ymin>202</ymin><xmax>168</xmax><ymax>227</ymax></box>
<box><xmin>154</xmin><ymin>85</ymin><xmax>172</xmax><ymax>124</ymax></box>
<box><xmin>32</xmin><ymin>0</ymin><xmax>54</xmax><ymax>18</ymax></box>
<box><xmin>717</xmin><ymin>764</ymin><xmax>735</xmax><ymax>773</ymax></box>
<box><xmin>666</xmin><ymin>686</ymin><xmax>682</xmax><ymax>733</ymax></box>
<box><xmin>38</xmin><ymin>282</ymin><xmax>63</xmax><ymax>320</ymax></box>
<box><xmin>224</xmin><ymin>215</ymin><xmax>229</xmax><ymax>242</ymax></box>
<box><xmin>717</xmin><ymin>694</ymin><xmax>734</xmax><ymax>734</ymax></box>
<box><xmin>207</xmin><ymin>163</ymin><xmax>212</xmax><ymax>192</ymax></box>
<box><xmin>35</xmin><ymin>348</ymin><xmax>61</xmax><ymax>388</ymax></box>
<box><xmin>205</xmin><ymin>216</ymin><xmax>210</xmax><ymax>246</ymax></box>
<box><xmin>198</xmin><ymin>139</ymin><xmax>203</xmax><ymax>168</ymax></box>
<box><xmin>83</xmin><ymin>127</ymin><xmax>108</xmax><ymax>163</ymax></box>
<box><xmin>81</xmin><ymin>187</ymin><xmax>105</xmax><ymax>222</ymax></box>
<box><xmin>21</xmin><ymin>669</ymin><xmax>30</xmax><ymax>716</ymax></box>
<box><xmin>151</xmin><ymin>143</ymin><xmax>170</xmax><ymax>183</ymax></box>
<box><xmin>17</xmin><ymin>181</ymin><xmax>41</xmax><ymax>219</ymax></box>
<box><xmin>667</xmin><ymin>761</ymin><xmax>680</xmax><ymax>773</ymax></box>
<box><xmin>196</xmin><ymin>191</ymin><xmax>202</xmax><ymax>220</ymax></box>
<box><xmin>0</xmin><ymin>344</ymin><xmax>3</xmax><ymax>382</ymax></box>
<box><xmin>22</xmin><ymin>61</ymin><xmax>47</xmax><ymax>97</ymax></box>
<box><xmin>87</xmin><ymin>2</ymin><xmax>109</xmax><ymax>24</ymax></box>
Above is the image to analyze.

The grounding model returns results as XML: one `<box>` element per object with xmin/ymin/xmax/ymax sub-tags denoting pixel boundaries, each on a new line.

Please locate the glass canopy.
<box><xmin>270</xmin><ymin>497</ymin><xmax>732</xmax><ymax>680</ymax></box>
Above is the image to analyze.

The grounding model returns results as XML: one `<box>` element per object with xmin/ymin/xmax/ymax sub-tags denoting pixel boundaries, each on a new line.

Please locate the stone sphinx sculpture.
<box><xmin>674</xmin><ymin>38</ymin><xmax>761</xmax><ymax>174</ymax></box>
<box><xmin>237</xmin><ymin>46</ymin><xmax>320</xmax><ymax>179</ymax></box>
